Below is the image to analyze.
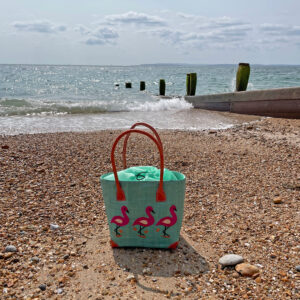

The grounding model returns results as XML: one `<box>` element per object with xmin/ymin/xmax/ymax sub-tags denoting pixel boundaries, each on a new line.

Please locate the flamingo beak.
<box><xmin>175</xmin><ymin>208</ymin><xmax>177</xmax><ymax>211</ymax></box>
<box><xmin>127</xmin><ymin>209</ymin><xmax>130</xmax><ymax>213</ymax></box>
<box><xmin>152</xmin><ymin>210</ymin><xmax>155</xmax><ymax>214</ymax></box>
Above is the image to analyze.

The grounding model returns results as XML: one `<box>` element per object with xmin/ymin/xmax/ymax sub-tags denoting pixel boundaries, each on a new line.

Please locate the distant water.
<box><xmin>0</xmin><ymin>64</ymin><xmax>299</xmax><ymax>134</ymax></box>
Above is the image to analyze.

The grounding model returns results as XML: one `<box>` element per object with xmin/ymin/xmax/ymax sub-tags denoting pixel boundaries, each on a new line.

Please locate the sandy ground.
<box><xmin>0</xmin><ymin>116</ymin><xmax>299</xmax><ymax>299</ymax></box>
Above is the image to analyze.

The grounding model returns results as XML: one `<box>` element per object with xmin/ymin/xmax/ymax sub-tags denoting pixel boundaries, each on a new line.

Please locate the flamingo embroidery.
<box><xmin>110</xmin><ymin>206</ymin><xmax>129</xmax><ymax>237</ymax></box>
<box><xmin>133</xmin><ymin>206</ymin><xmax>155</xmax><ymax>238</ymax></box>
<box><xmin>156</xmin><ymin>205</ymin><xmax>177</xmax><ymax>238</ymax></box>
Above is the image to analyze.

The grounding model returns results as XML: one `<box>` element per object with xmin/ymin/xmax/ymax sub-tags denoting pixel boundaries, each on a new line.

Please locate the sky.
<box><xmin>1</xmin><ymin>0</ymin><xmax>300</xmax><ymax>65</ymax></box>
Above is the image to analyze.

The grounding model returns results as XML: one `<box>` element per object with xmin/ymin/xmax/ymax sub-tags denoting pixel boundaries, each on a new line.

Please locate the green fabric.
<box><xmin>100</xmin><ymin>170</ymin><xmax>186</xmax><ymax>249</ymax></box>
<box><xmin>104</xmin><ymin>166</ymin><xmax>181</xmax><ymax>182</ymax></box>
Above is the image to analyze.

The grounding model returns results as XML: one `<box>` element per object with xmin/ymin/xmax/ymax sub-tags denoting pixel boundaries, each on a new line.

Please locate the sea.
<box><xmin>1</xmin><ymin>64</ymin><xmax>300</xmax><ymax>135</ymax></box>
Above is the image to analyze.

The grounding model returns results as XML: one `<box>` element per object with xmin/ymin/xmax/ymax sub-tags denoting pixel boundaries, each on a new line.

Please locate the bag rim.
<box><xmin>100</xmin><ymin>170</ymin><xmax>186</xmax><ymax>182</ymax></box>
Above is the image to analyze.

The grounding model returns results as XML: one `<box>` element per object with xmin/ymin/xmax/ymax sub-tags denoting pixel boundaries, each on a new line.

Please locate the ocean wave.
<box><xmin>0</xmin><ymin>98</ymin><xmax>32</xmax><ymax>107</ymax></box>
<box><xmin>127</xmin><ymin>97</ymin><xmax>192</xmax><ymax>112</ymax></box>
<box><xmin>0</xmin><ymin>97</ymin><xmax>192</xmax><ymax>116</ymax></box>
<box><xmin>0</xmin><ymin>98</ymin><xmax>108</xmax><ymax>116</ymax></box>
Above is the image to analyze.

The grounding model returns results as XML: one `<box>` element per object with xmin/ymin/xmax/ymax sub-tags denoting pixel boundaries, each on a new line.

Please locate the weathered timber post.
<box><xmin>190</xmin><ymin>73</ymin><xmax>197</xmax><ymax>96</ymax></box>
<box><xmin>236</xmin><ymin>63</ymin><xmax>250</xmax><ymax>92</ymax></box>
<box><xmin>186</xmin><ymin>74</ymin><xmax>191</xmax><ymax>96</ymax></box>
<box><xmin>140</xmin><ymin>81</ymin><xmax>146</xmax><ymax>91</ymax></box>
<box><xmin>159</xmin><ymin>79</ymin><xmax>166</xmax><ymax>96</ymax></box>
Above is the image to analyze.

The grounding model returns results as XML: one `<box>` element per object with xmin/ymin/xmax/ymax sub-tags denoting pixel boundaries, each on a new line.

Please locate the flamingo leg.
<box><xmin>114</xmin><ymin>225</ymin><xmax>121</xmax><ymax>236</ymax></box>
<box><xmin>163</xmin><ymin>226</ymin><xmax>170</xmax><ymax>237</ymax></box>
<box><xmin>138</xmin><ymin>225</ymin><xmax>146</xmax><ymax>237</ymax></box>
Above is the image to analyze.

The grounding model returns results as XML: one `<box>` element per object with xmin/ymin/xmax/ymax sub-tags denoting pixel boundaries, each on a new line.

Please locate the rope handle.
<box><xmin>122</xmin><ymin>122</ymin><xmax>162</xmax><ymax>169</ymax></box>
<box><xmin>111</xmin><ymin>129</ymin><xmax>166</xmax><ymax>202</ymax></box>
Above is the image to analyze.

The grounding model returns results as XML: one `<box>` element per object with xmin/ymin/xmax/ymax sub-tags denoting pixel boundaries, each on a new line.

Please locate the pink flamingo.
<box><xmin>156</xmin><ymin>205</ymin><xmax>177</xmax><ymax>238</ymax></box>
<box><xmin>133</xmin><ymin>206</ymin><xmax>155</xmax><ymax>237</ymax></box>
<box><xmin>110</xmin><ymin>206</ymin><xmax>129</xmax><ymax>237</ymax></box>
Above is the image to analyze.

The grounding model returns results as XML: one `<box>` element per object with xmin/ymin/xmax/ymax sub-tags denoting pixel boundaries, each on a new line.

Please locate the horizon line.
<box><xmin>1</xmin><ymin>62</ymin><xmax>300</xmax><ymax>67</ymax></box>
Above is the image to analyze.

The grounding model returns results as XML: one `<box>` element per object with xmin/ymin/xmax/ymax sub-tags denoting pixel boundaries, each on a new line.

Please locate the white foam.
<box><xmin>127</xmin><ymin>97</ymin><xmax>192</xmax><ymax>112</ymax></box>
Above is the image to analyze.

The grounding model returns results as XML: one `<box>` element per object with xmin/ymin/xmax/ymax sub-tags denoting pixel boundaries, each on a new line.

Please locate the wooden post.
<box><xmin>125</xmin><ymin>82</ymin><xmax>132</xmax><ymax>88</ymax></box>
<box><xmin>159</xmin><ymin>79</ymin><xmax>166</xmax><ymax>96</ymax></box>
<box><xmin>186</xmin><ymin>74</ymin><xmax>191</xmax><ymax>96</ymax></box>
<box><xmin>190</xmin><ymin>73</ymin><xmax>197</xmax><ymax>96</ymax></box>
<box><xmin>236</xmin><ymin>63</ymin><xmax>250</xmax><ymax>92</ymax></box>
<box><xmin>140</xmin><ymin>81</ymin><xmax>146</xmax><ymax>91</ymax></box>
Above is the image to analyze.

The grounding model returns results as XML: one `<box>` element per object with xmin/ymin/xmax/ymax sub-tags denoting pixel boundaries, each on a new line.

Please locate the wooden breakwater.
<box><xmin>185</xmin><ymin>87</ymin><xmax>300</xmax><ymax>119</ymax></box>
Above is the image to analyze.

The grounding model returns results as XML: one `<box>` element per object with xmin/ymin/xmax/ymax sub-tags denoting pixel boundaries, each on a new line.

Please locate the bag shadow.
<box><xmin>112</xmin><ymin>235</ymin><xmax>209</xmax><ymax>278</ymax></box>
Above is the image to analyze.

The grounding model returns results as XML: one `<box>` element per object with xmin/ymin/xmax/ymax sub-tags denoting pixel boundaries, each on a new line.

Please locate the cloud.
<box><xmin>171</xmin><ymin>14</ymin><xmax>252</xmax><ymax>46</ymax></box>
<box><xmin>198</xmin><ymin>17</ymin><xmax>248</xmax><ymax>30</ymax></box>
<box><xmin>176</xmin><ymin>13</ymin><xmax>248</xmax><ymax>29</ymax></box>
<box><xmin>260</xmin><ymin>23</ymin><xmax>300</xmax><ymax>36</ymax></box>
<box><xmin>104</xmin><ymin>11</ymin><xmax>166</xmax><ymax>27</ymax></box>
<box><xmin>75</xmin><ymin>25</ymin><xmax>119</xmax><ymax>46</ymax></box>
<box><xmin>217</xmin><ymin>25</ymin><xmax>252</xmax><ymax>37</ymax></box>
<box><xmin>147</xmin><ymin>28</ymin><xmax>198</xmax><ymax>46</ymax></box>
<box><xmin>147</xmin><ymin>23</ymin><xmax>252</xmax><ymax>48</ymax></box>
<box><xmin>12</xmin><ymin>20</ymin><xmax>67</xmax><ymax>33</ymax></box>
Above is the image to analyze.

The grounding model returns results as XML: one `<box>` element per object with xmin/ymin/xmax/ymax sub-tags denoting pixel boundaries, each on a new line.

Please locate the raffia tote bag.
<box><xmin>100</xmin><ymin>123</ymin><xmax>186</xmax><ymax>249</ymax></box>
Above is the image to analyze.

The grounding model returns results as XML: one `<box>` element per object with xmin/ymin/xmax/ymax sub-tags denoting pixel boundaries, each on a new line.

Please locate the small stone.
<box><xmin>255</xmin><ymin>276</ymin><xmax>262</xmax><ymax>283</ymax></box>
<box><xmin>219</xmin><ymin>254</ymin><xmax>244</xmax><ymax>267</ymax></box>
<box><xmin>1</xmin><ymin>145</ymin><xmax>9</xmax><ymax>149</ymax></box>
<box><xmin>56</xmin><ymin>288</ymin><xmax>63</xmax><ymax>294</ymax></box>
<box><xmin>142</xmin><ymin>267</ymin><xmax>151</xmax><ymax>275</ymax></box>
<box><xmin>4</xmin><ymin>253</ymin><xmax>14</xmax><ymax>259</ymax></box>
<box><xmin>39</xmin><ymin>284</ymin><xmax>46</xmax><ymax>291</ymax></box>
<box><xmin>31</xmin><ymin>257</ymin><xmax>40</xmax><ymax>263</ymax></box>
<box><xmin>126</xmin><ymin>274</ymin><xmax>135</xmax><ymax>281</ymax></box>
<box><xmin>50</xmin><ymin>224</ymin><xmax>60</xmax><ymax>230</ymax></box>
<box><xmin>235</xmin><ymin>263</ymin><xmax>260</xmax><ymax>277</ymax></box>
<box><xmin>273</xmin><ymin>197</ymin><xmax>282</xmax><ymax>204</ymax></box>
<box><xmin>5</xmin><ymin>245</ymin><xmax>17</xmax><ymax>253</ymax></box>
<box><xmin>83</xmin><ymin>264</ymin><xmax>89</xmax><ymax>269</ymax></box>
<box><xmin>58</xmin><ymin>276</ymin><xmax>68</xmax><ymax>285</ymax></box>
<box><xmin>296</xmin><ymin>265</ymin><xmax>300</xmax><ymax>272</ymax></box>
<box><xmin>208</xmin><ymin>130</ymin><xmax>217</xmax><ymax>134</ymax></box>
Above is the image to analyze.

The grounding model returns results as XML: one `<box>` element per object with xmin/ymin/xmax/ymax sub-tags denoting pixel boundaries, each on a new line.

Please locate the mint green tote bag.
<box><xmin>100</xmin><ymin>123</ymin><xmax>186</xmax><ymax>249</ymax></box>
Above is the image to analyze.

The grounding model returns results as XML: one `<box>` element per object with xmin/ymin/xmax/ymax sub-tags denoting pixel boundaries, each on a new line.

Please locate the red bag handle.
<box><xmin>111</xmin><ymin>129</ymin><xmax>166</xmax><ymax>202</ymax></box>
<box><xmin>122</xmin><ymin>122</ymin><xmax>162</xmax><ymax>169</ymax></box>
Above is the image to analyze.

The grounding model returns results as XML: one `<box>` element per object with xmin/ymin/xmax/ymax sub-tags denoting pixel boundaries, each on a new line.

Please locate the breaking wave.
<box><xmin>128</xmin><ymin>97</ymin><xmax>192</xmax><ymax>111</ymax></box>
<box><xmin>0</xmin><ymin>96</ymin><xmax>192</xmax><ymax>116</ymax></box>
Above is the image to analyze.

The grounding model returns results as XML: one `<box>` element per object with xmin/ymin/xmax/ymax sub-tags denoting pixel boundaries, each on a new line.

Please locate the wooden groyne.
<box><xmin>185</xmin><ymin>87</ymin><xmax>300</xmax><ymax>119</ymax></box>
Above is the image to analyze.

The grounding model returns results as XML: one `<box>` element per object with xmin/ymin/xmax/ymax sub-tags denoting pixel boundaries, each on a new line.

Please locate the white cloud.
<box><xmin>104</xmin><ymin>11</ymin><xmax>166</xmax><ymax>27</ymax></box>
<box><xmin>176</xmin><ymin>13</ymin><xmax>248</xmax><ymax>29</ymax></box>
<box><xmin>12</xmin><ymin>20</ymin><xmax>67</xmax><ymax>34</ymax></box>
<box><xmin>198</xmin><ymin>17</ymin><xmax>248</xmax><ymax>30</ymax></box>
<box><xmin>147</xmin><ymin>23</ymin><xmax>252</xmax><ymax>48</ymax></box>
<box><xmin>75</xmin><ymin>25</ymin><xmax>119</xmax><ymax>46</ymax></box>
<box><xmin>260</xmin><ymin>23</ymin><xmax>300</xmax><ymax>36</ymax></box>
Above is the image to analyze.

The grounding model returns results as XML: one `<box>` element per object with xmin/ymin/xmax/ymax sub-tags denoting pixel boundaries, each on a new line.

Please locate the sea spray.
<box><xmin>128</xmin><ymin>97</ymin><xmax>192</xmax><ymax>112</ymax></box>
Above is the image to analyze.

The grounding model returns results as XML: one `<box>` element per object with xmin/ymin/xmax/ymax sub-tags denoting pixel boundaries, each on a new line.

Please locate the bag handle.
<box><xmin>122</xmin><ymin>122</ymin><xmax>162</xmax><ymax>169</ymax></box>
<box><xmin>111</xmin><ymin>129</ymin><xmax>166</xmax><ymax>202</ymax></box>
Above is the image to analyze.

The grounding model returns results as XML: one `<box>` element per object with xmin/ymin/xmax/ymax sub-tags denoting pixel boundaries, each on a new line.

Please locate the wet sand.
<box><xmin>0</xmin><ymin>117</ymin><xmax>299</xmax><ymax>299</ymax></box>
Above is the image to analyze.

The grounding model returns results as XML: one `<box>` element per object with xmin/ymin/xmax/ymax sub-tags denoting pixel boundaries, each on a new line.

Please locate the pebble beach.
<box><xmin>0</xmin><ymin>116</ymin><xmax>300</xmax><ymax>299</ymax></box>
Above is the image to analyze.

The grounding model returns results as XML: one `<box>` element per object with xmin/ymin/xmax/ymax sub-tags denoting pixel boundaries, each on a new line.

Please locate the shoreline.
<box><xmin>0</xmin><ymin>117</ymin><xmax>299</xmax><ymax>299</ymax></box>
<box><xmin>0</xmin><ymin>108</ymin><xmax>261</xmax><ymax>136</ymax></box>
